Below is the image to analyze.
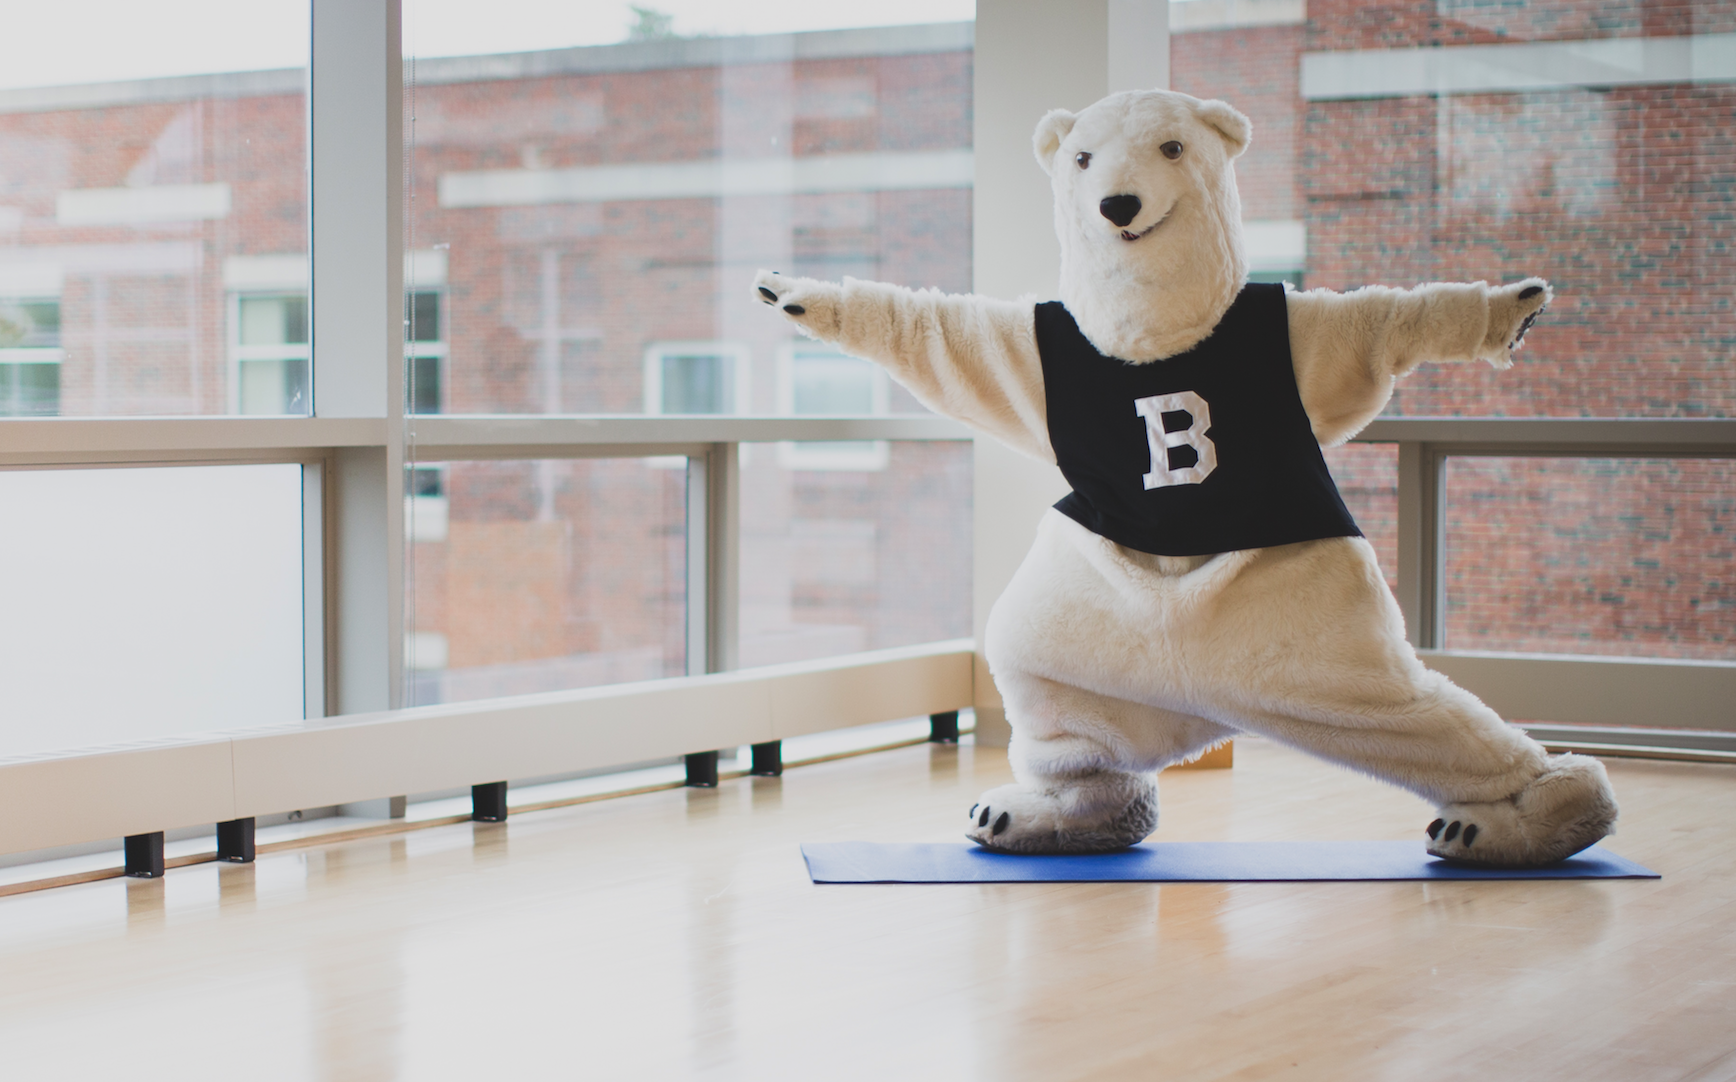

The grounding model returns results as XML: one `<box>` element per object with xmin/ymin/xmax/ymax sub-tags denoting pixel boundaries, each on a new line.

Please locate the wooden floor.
<box><xmin>3</xmin><ymin>738</ymin><xmax>1734</xmax><ymax>1082</ymax></box>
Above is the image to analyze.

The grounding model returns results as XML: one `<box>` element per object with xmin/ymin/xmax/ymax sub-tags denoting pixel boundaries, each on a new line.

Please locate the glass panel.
<box><xmin>403</xmin><ymin>3</ymin><xmax>973</xmax><ymax>417</ymax></box>
<box><xmin>792</xmin><ymin>351</ymin><xmax>877</xmax><ymax>414</ymax></box>
<box><xmin>739</xmin><ymin>441</ymin><xmax>971</xmax><ymax>667</ymax></box>
<box><xmin>0</xmin><ymin>1</ymin><xmax>311</xmax><ymax>417</ymax></box>
<box><xmin>1172</xmin><ymin>2</ymin><xmax>1735</xmax><ymax>416</ymax></box>
<box><xmin>405</xmin><ymin>457</ymin><xmax>687</xmax><ymax>705</ymax></box>
<box><xmin>0</xmin><ymin>463</ymin><xmax>304</xmax><ymax>757</ymax></box>
<box><xmin>782</xmin><ymin>342</ymin><xmax>889</xmax><ymax>468</ymax></box>
<box><xmin>1443</xmin><ymin>457</ymin><xmax>1735</xmax><ymax>660</ymax></box>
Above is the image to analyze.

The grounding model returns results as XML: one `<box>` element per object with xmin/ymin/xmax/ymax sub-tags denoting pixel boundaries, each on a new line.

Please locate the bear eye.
<box><xmin>1161</xmin><ymin>141</ymin><xmax>1184</xmax><ymax>161</ymax></box>
<box><xmin>1074</xmin><ymin>151</ymin><xmax>1092</xmax><ymax>170</ymax></box>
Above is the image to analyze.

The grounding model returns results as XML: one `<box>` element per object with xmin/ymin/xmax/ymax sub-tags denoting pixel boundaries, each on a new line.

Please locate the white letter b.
<box><xmin>1135</xmin><ymin>391</ymin><xmax>1217</xmax><ymax>489</ymax></box>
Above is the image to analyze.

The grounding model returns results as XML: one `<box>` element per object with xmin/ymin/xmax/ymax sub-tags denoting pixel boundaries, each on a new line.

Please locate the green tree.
<box><xmin>625</xmin><ymin>5</ymin><xmax>677</xmax><ymax>41</ymax></box>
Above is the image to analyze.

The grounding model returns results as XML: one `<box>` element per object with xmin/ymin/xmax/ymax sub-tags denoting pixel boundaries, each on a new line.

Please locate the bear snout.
<box><xmin>1099</xmin><ymin>194</ymin><xmax>1142</xmax><ymax>228</ymax></box>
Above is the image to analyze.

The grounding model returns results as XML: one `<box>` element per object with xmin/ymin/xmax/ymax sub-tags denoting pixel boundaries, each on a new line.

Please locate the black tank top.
<box><xmin>1036</xmin><ymin>283</ymin><xmax>1360</xmax><ymax>557</ymax></box>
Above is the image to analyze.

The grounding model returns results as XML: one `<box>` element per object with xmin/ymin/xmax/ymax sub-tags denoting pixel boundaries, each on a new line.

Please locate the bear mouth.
<box><xmin>1118</xmin><ymin>209</ymin><xmax>1171</xmax><ymax>242</ymax></box>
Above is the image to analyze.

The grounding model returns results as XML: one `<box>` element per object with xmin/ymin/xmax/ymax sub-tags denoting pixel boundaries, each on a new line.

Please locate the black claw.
<box><xmin>969</xmin><ymin>803</ymin><xmax>979</xmax><ymax>820</ymax></box>
<box><xmin>1443</xmin><ymin>821</ymin><xmax>1462</xmax><ymax>843</ymax></box>
<box><xmin>1518</xmin><ymin>285</ymin><xmax>1543</xmax><ymax>299</ymax></box>
<box><xmin>992</xmin><ymin>812</ymin><xmax>1010</xmax><ymax>836</ymax></box>
<box><xmin>1463</xmin><ymin>824</ymin><xmax>1479</xmax><ymax>847</ymax></box>
<box><xmin>1511</xmin><ymin>311</ymin><xmax>1541</xmax><ymax>350</ymax></box>
<box><xmin>783</xmin><ymin>304</ymin><xmax>805</xmax><ymax>315</ymax></box>
<box><xmin>1427</xmin><ymin>818</ymin><xmax>1445</xmax><ymax>840</ymax></box>
<box><xmin>757</xmin><ymin>286</ymin><xmax>777</xmax><ymax>302</ymax></box>
<box><xmin>977</xmin><ymin>806</ymin><xmax>991</xmax><ymax>828</ymax></box>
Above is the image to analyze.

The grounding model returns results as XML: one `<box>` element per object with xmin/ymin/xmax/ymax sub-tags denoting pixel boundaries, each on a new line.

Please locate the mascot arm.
<box><xmin>752</xmin><ymin>269</ymin><xmax>1054</xmax><ymax>463</ymax></box>
<box><xmin>1287</xmin><ymin>278</ymin><xmax>1552</xmax><ymax>445</ymax></box>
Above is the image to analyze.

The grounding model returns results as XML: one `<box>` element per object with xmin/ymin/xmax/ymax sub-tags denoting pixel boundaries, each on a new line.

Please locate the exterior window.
<box><xmin>778</xmin><ymin>343</ymin><xmax>889</xmax><ymax>471</ymax></box>
<box><xmin>405</xmin><ymin>249</ymin><xmax>449</xmax><ymax>414</ymax></box>
<box><xmin>232</xmin><ymin>292</ymin><xmax>310</xmax><ymax>415</ymax></box>
<box><xmin>0</xmin><ymin>297</ymin><xmax>62</xmax><ymax>417</ymax></box>
<box><xmin>407</xmin><ymin>289</ymin><xmax>445</xmax><ymax>414</ymax></box>
<box><xmin>406</xmin><ymin>464</ymin><xmax>449</xmax><ymax>543</ymax></box>
<box><xmin>643</xmin><ymin>342</ymin><xmax>750</xmax><ymax>468</ymax></box>
<box><xmin>643</xmin><ymin>342</ymin><xmax>749</xmax><ymax>416</ymax></box>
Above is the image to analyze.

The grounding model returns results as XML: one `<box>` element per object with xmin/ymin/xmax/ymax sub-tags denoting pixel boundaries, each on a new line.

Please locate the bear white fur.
<box><xmin>753</xmin><ymin>88</ymin><xmax>1617</xmax><ymax>868</ymax></box>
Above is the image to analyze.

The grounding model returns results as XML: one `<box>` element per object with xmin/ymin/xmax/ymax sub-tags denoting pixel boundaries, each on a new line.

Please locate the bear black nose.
<box><xmin>1100</xmin><ymin>194</ymin><xmax>1142</xmax><ymax>228</ymax></box>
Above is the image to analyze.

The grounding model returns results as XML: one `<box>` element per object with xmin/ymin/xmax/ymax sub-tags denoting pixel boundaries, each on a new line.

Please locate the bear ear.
<box><xmin>1032</xmin><ymin>109</ymin><xmax>1077</xmax><ymax>174</ymax></box>
<box><xmin>1194</xmin><ymin>99</ymin><xmax>1252</xmax><ymax>159</ymax></box>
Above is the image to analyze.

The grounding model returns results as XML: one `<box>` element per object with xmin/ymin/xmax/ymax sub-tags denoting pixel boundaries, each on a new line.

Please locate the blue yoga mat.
<box><xmin>800</xmin><ymin>840</ymin><xmax>1658</xmax><ymax>883</ymax></box>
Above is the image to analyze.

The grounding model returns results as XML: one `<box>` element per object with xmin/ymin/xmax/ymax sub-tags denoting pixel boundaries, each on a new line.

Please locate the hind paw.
<box><xmin>965</xmin><ymin>777</ymin><xmax>1159</xmax><ymax>855</ymax></box>
<box><xmin>1425</xmin><ymin>754</ymin><xmax>1617</xmax><ymax>868</ymax></box>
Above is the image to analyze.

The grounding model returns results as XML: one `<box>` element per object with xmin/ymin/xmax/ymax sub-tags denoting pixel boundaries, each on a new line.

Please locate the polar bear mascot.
<box><xmin>753</xmin><ymin>89</ymin><xmax>1618</xmax><ymax>867</ymax></box>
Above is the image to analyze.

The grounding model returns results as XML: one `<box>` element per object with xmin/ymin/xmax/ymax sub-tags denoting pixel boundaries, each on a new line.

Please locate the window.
<box><xmin>404</xmin><ymin>457</ymin><xmax>689</xmax><ymax>706</ymax></box>
<box><xmin>231</xmin><ymin>292</ymin><xmax>310</xmax><ymax>415</ymax></box>
<box><xmin>0</xmin><ymin>464</ymin><xmax>304</xmax><ymax>757</ymax></box>
<box><xmin>4</xmin><ymin>1</ymin><xmax>309</xmax><ymax>418</ymax></box>
<box><xmin>406</xmin><ymin>464</ymin><xmax>449</xmax><ymax>543</ymax></box>
<box><xmin>778</xmin><ymin>342</ymin><xmax>890</xmax><ymax>471</ymax></box>
<box><xmin>407</xmin><ymin>248</ymin><xmax>448</xmax><ymax>414</ymax></box>
<box><xmin>0</xmin><ymin>296</ymin><xmax>62</xmax><ymax>417</ymax></box>
<box><xmin>643</xmin><ymin>342</ymin><xmax>750</xmax><ymax>416</ymax></box>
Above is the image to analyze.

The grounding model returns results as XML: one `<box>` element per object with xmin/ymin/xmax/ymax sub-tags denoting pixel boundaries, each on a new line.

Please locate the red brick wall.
<box><xmin>1173</xmin><ymin>25</ymin><xmax>1303</xmax><ymax>221</ymax></box>
<box><xmin>1444</xmin><ymin>456</ymin><xmax>1736</xmax><ymax>659</ymax></box>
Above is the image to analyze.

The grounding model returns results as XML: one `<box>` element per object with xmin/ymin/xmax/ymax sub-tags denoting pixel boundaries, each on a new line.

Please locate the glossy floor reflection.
<box><xmin>1</xmin><ymin>738</ymin><xmax>1732</xmax><ymax>1081</ymax></box>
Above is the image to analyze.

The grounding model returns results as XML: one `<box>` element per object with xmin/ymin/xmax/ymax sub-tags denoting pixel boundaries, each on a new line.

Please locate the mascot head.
<box><xmin>1034</xmin><ymin>89</ymin><xmax>1251</xmax><ymax>362</ymax></box>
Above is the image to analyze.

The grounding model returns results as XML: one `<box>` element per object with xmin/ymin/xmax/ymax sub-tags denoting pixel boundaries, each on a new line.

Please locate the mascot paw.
<box><xmin>752</xmin><ymin>269</ymin><xmax>838</xmax><ymax>337</ymax></box>
<box><xmin>966</xmin><ymin>776</ymin><xmax>1159</xmax><ymax>855</ymax></box>
<box><xmin>1483</xmin><ymin>278</ymin><xmax>1553</xmax><ymax>368</ymax></box>
<box><xmin>1426</xmin><ymin>753</ymin><xmax>1618</xmax><ymax>868</ymax></box>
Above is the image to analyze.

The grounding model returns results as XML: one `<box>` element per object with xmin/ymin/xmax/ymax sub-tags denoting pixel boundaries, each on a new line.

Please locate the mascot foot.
<box><xmin>966</xmin><ymin>773</ymin><xmax>1158</xmax><ymax>854</ymax></box>
<box><xmin>1425</xmin><ymin>753</ymin><xmax>1618</xmax><ymax>868</ymax></box>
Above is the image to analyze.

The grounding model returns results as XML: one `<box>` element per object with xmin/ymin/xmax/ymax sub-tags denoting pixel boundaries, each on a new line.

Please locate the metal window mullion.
<box><xmin>685</xmin><ymin>453</ymin><xmax>709</xmax><ymax>677</ymax></box>
<box><xmin>310</xmin><ymin>0</ymin><xmax>405</xmax><ymax>714</ymax></box>
<box><xmin>706</xmin><ymin>442</ymin><xmax>740</xmax><ymax>675</ymax></box>
<box><xmin>304</xmin><ymin>458</ymin><xmax>327</xmax><ymax>719</ymax></box>
<box><xmin>1395</xmin><ymin>440</ymin><xmax>1445</xmax><ymax>650</ymax></box>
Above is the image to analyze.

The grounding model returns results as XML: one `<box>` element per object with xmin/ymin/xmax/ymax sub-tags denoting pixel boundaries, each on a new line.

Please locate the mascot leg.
<box><xmin>968</xmin><ymin>515</ymin><xmax>1235</xmax><ymax>854</ymax></box>
<box><xmin>1210</xmin><ymin>539</ymin><xmax>1619</xmax><ymax>869</ymax></box>
<box><xmin>1237</xmin><ymin>673</ymin><xmax>1618</xmax><ymax>869</ymax></box>
<box><xmin>964</xmin><ymin>668</ymin><xmax>1233</xmax><ymax>853</ymax></box>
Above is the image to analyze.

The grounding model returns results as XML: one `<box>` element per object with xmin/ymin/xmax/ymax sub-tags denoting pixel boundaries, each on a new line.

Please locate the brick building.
<box><xmin>1175</xmin><ymin>0</ymin><xmax>1734</xmax><ymax>660</ymax></box>
<box><xmin>1</xmin><ymin>7</ymin><xmax>1728</xmax><ymax>708</ymax></box>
